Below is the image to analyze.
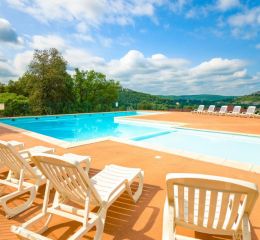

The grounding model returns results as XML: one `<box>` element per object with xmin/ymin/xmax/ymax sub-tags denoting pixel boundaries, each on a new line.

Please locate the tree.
<box><xmin>24</xmin><ymin>48</ymin><xmax>74</xmax><ymax>114</ymax></box>
<box><xmin>73</xmin><ymin>69</ymin><xmax>120</xmax><ymax>112</ymax></box>
<box><xmin>0</xmin><ymin>83</ymin><xmax>6</xmax><ymax>93</ymax></box>
<box><xmin>6</xmin><ymin>74</ymin><xmax>31</xmax><ymax>97</ymax></box>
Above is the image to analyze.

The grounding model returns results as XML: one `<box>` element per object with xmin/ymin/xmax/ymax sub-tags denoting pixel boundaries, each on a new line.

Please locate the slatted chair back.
<box><xmin>246</xmin><ymin>106</ymin><xmax>256</xmax><ymax>115</ymax></box>
<box><xmin>197</xmin><ymin>105</ymin><xmax>204</xmax><ymax>112</ymax></box>
<box><xmin>0</xmin><ymin>140</ymin><xmax>37</xmax><ymax>179</ymax></box>
<box><xmin>32</xmin><ymin>153</ymin><xmax>102</xmax><ymax>206</ymax></box>
<box><xmin>219</xmin><ymin>105</ymin><xmax>227</xmax><ymax>114</ymax></box>
<box><xmin>207</xmin><ymin>105</ymin><xmax>215</xmax><ymax>113</ymax></box>
<box><xmin>166</xmin><ymin>173</ymin><xmax>258</xmax><ymax>236</ymax></box>
<box><xmin>232</xmin><ymin>106</ymin><xmax>241</xmax><ymax>114</ymax></box>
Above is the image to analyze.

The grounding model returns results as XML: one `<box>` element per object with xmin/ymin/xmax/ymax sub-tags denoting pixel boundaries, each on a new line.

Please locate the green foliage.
<box><xmin>0</xmin><ymin>93</ymin><xmax>29</xmax><ymax>116</ymax></box>
<box><xmin>5</xmin><ymin>74</ymin><xmax>33</xmax><ymax>97</ymax></box>
<box><xmin>73</xmin><ymin>69</ymin><xmax>120</xmax><ymax>112</ymax></box>
<box><xmin>24</xmin><ymin>48</ymin><xmax>74</xmax><ymax>114</ymax></box>
<box><xmin>0</xmin><ymin>83</ymin><xmax>6</xmax><ymax>93</ymax></box>
<box><xmin>232</xmin><ymin>92</ymin><xmax>260</xmax><ymax>107</ymax></box>
<box><xmin>118</xmin><ymin>88</ymin><xmax>175</xmax><ymax>110</ymax></box>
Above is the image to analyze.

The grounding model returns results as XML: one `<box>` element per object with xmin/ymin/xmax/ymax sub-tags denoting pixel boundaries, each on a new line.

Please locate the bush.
<box><xmin>0</xmin><ymin>93</ymin><xmax>30</xmax><ymax>117</ymax></box>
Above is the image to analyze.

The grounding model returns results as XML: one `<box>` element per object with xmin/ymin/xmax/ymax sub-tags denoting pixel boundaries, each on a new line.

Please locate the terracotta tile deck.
<box><xmin>0</xmin><ymin>112</ymin><xmax>260</xmax><ymax>240</ymax></box>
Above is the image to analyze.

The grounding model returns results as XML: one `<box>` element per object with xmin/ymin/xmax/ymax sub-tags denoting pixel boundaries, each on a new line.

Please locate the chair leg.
<box><xmin>37</xmin><ymin>213</ymin><xmax>53</xmax><ymax>234</ymax></box>
<box><xmin>126</xmin><ymin>171</ymin><xmax>144</xmax><ymax>203</ymax></box>
<box><xmin>94</xmin><ymin>212</ymin><xmax>106</xmax><ymax>240</ymax></box>
<box><xmin>0</xmin><ymin>186</ymin><xmax>36</xmax><ymax>218</ymax></box>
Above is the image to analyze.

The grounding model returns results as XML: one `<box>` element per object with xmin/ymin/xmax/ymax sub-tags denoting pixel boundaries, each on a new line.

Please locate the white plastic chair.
<box><xmin>0</xmin><ymin>140</ymin><xmax>47</xmax><ymax>218</ymax></box>
<box><xmin>12</xmin><ymin>153</ymin><xmax>144</xmax><ymax>240</ymax></box>
<box><xmin>163</xmin><ymin>173</ymin><xmax>258</xmax><ymax>240</ymax></box>
<box><xmin>204</xmin><ymin>105</ymin><xmax>215</xmax><ymax>114</ymax></box>
<box><xmin>215</xmin><ymin>105</ymin><xmax>228</xmax><ymax>115</ymax></box>
<box><xmin>241</xmin><ymin>106</ymin><xmax>256</xmax><ymax>118</ymax></box>
<box><xmin>192</xmin><ymin>105</ymin><xmax>204</xmax><ymax>114</ymax></box>
<box><xmin>228</xmin><ymin>106</ymin><xmax>241</xmax><ymax>116</ymax></box>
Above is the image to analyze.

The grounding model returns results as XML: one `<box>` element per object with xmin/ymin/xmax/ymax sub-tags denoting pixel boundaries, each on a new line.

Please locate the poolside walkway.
<box><xmin>0</xmin><ymin>111</ymin><xmax>260</xmax><ymax>240</ymax></box>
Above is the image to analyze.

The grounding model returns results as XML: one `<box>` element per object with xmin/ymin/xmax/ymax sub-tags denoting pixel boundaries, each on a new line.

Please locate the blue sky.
<box><xmin>0</xmin><ymin>0</ymin><xmax>260</xmax><ymax>95</ymax></box>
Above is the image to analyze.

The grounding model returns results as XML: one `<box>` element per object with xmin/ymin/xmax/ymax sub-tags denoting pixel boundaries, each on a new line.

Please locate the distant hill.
<box><xmin>118</xmin><ymin>88</ymin><xmax>175</xmax><ymax>110</ymax></box>
<box><xmin>159</xmin><ymin>94</ymin><xmax>235</xmax><ymax>102</ymax></box>
<box><xmin>232</xmin><ymin>91</ymin><xmax>260</xmax><ymax>106</ymax></box>
<box><xmin>118</xmin><ymin>88</ymin><xmax>260</xmax><ymax>110</ymax></box>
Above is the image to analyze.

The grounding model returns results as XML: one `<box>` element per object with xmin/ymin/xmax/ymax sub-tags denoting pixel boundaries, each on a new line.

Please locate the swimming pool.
<box><xmin>0</xmin><ymin>111</ymin><xmax>259</xmax><ymax>166</ymax></box>
<box><xmin>0</xmin><ymin>111</ymin><xmax>165</xmax><ymax>142</ymax></box>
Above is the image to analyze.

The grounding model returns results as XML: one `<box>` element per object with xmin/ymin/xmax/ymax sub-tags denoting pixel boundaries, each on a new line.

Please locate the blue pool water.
<box><xmin>0</xmin><ymin>111</ymin><xmax>163</xmax><ymax>142</ymax></box>
<box><xmin>0</xmin><ymin>112</ymin><xmax>259</xmax><ymax>165</ymax></box>
<box><xmin>134</xmin><ymin>128</ymin><xmax>260</xmax><ymax>165</ymax></box>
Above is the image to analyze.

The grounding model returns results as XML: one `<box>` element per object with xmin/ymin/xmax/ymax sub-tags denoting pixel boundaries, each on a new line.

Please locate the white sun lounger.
<box><xmin>163</xmin><ymin>173</ymin><xmax>258</xmax><ymax>240</ymax></box>
<box><xmin>192</xmin><ymin>105</ymin><xmax>204</xmax><ymax>114</ymax></box>
<box><xmin>0</xmin><ymin>141</ymin><xmax>51</xmax><ymax>218</ymax></box>
<box><xmin>228</xmin><ymin>106</ymin><xmax>241</xmax><ymax>116</ymax></box>
<box><xmin>214</xmin><ymin>105</ymin><xmax>228</xmax><ymax>115</ymax></box>
<box><xmin>12</xmin><ymin>153</ymin><xmax>144</xmax><ymax>240</ymax></box>
<box><xmin>203</xmin><ymin>105</ymin><xmax>215</xmax><ymax>114</ymax></box>
<box><xmin>241</xmin><ymin>106</ymin><xmax>256</xmax><ymax>118</ymax></box>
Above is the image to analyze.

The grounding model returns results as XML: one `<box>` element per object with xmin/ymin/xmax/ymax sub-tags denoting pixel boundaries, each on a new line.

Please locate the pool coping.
<box><xmin>1</xmin><ymin>112</ymin><xmax>260</xmax><ymax>174</ymax></box>
<box><xmin>0</xmin><ymin>110</ymin><xmax>164</xmax><ymax>120</ymax></box>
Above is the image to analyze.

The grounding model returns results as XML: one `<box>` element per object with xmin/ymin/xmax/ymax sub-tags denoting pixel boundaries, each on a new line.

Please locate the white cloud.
<box><xmin>190</xmin><ymin>58</ymin><xmax>246</xmax><ymax>77</ymax></box>
<box><xmin>169</xmin><ymin>0</ymin><xmax>190</xmax><ymax>13</ymax></box>
<box><xmin>99</xmin><ymin>51</ymin><xmax>256</xmax><ymax>95</ymax></box>
<box><xmin>228</xmin><ymin>6</ymin><xmax>260</xmax><ymax>27</ymax></box>
<box><xmin>63</xmin><ymin>48</ymin><xmax>105</xmax><ymax>70</ymax></box>
<box><xmin>6</xmin><ymin>0</ymin><xmax>163</xmax><ymax>28</ymax></box>
<box><xmin>227</xmin><ymin>6</ymin><xmax>260</xmax><ymax>39</ymax></box>
<box><xmin>30</xmin><ymin>35</ymin><xmax>67</xmax><ymax>50</ymax></box>
<box><xmin>256</xmin><ymin>43</ymin><xmax>260</xmax><ymax>49</ymax></box>
<box><xmin>216</xmin><ymin>0</ymin><xmax>240</xmax><ymax>11</ymax></box>
<box><xmin>0</xmin><ymin>59</ymin><xmax>16</xmax><ymax>77</ymax></box>
<box><xmin>73</xmin><ymin>33</ymin><xmax>94</xmax><ymax>43</ymax></box>
<box><xmin>0</xmin><ymin>18</ymin><xmax>23</xmax><ymax>44</ymax></box>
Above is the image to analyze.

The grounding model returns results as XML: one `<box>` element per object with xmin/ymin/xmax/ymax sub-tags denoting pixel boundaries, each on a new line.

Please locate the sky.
<box><xmin>0</xmin><ymin>0</ymin><xmax>260</xmax><ymax>96</ymax></box>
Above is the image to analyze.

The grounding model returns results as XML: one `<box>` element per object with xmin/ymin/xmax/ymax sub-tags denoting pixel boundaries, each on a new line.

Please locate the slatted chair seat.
<box><xmin>163</xmin><ymin>173</ymin><xmax>258</xmax><ymax>240</ymax></box>
<box><xmin>11</xmin><ymin>153</ymin><xmax>144</xmax><ymax>240</ymax></box>
<box><xmin>91</xmin><ymin>164</ymin><xmax>142</xmax><ymax>202</ymax></box>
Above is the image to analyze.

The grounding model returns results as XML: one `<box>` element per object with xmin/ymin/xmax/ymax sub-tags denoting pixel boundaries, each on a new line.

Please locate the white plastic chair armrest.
<box><xmin>163</xmin><ymin>198</ymin><xmax>176</xmax><ymax>240</ymax></box>
<box><xmin>19</xmin><ymin>150</ymin><xmax>31</xmax><ymax>160</ymax></box>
